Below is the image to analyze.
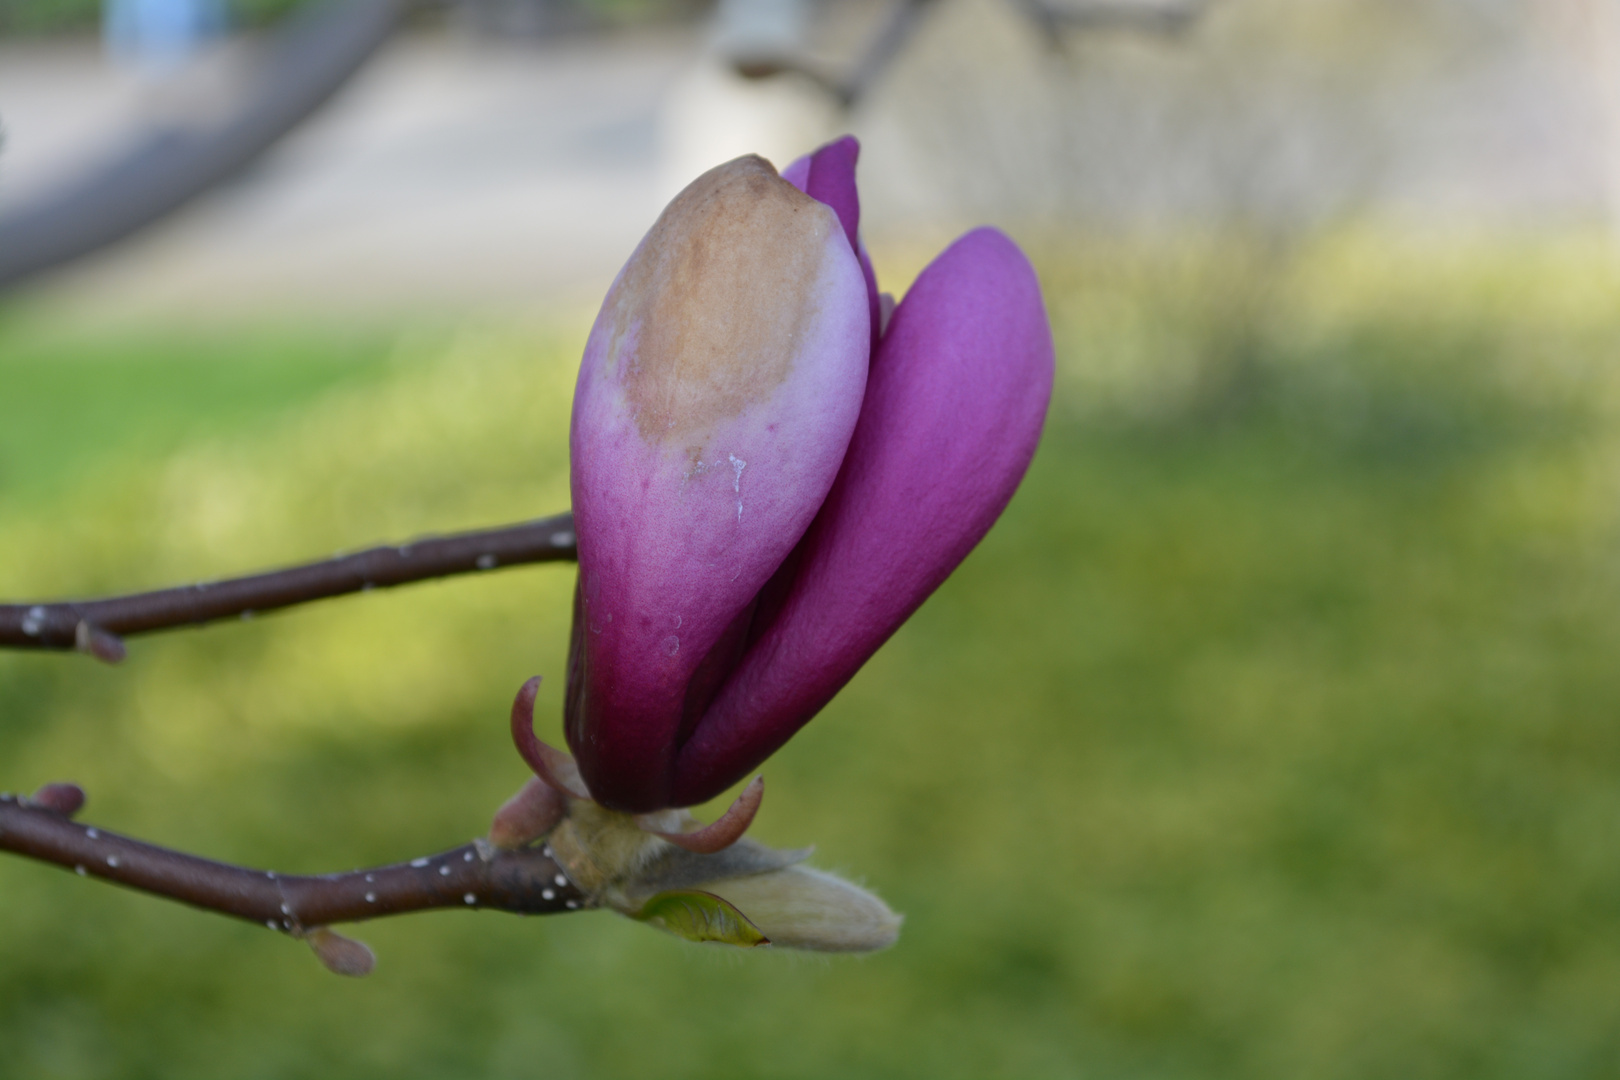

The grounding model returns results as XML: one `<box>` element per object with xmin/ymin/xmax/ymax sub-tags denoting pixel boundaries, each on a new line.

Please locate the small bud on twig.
<box><xmin>30</xmin><ymin>782</ymin><xmax>86</xmax><ymax>818</ymax></box>
<box><xmin>305</xmin><ymin>927</ymin><xmax>377</xmax><ymax>977</ymax></box>
<box><xmin>74</xmin><ymin>620</ymin><xmax>127</xmax><ymax>664</ymax></box>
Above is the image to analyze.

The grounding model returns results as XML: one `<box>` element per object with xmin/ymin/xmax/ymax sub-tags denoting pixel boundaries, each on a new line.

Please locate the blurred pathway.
<box><xmin>2</xmin><ymin>1</ymin><xmax>1614</xmax><ymax>323</ymax></box>
<box><xmin>0</xmin><ymin>30</ymin><xmax>701</xmax><ymax>318</ymax></box>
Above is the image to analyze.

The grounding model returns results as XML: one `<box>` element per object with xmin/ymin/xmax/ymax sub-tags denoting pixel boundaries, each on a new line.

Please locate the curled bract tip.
<box><xmin>639</xmin><ymin>776</ymin><xmax>764</xmax><ymax>854</ymax></box>
<box><xmin>509</xmin><ymin>677</ymin><xmax>591</xmax><ymax>801</ymax></box>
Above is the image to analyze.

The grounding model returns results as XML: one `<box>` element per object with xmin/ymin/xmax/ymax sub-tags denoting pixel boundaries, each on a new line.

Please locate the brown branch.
<box><xmin>0</xmin><ymin>789</ymin><xmax>588</xmax><ymax>945</ymax></box>
<box><xmin>0</xmin><ymin>511</ymin><xmax>577</xmax><ymax>662</ymax></box>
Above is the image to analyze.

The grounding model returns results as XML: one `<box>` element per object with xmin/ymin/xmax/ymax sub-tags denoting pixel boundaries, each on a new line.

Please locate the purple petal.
<box><xmin>782</xmin><ymin>136</ymin><xmax>881</xmax><ymax>350</ymax></box>
<box><xmin>568</xmin><ymin>155</ymin><xmax>872</xmax><ymax>811</ymax></box>
<box><xmin>782</xmin><ymin>136</ymin><xmax>860</xmax><ymax>253</ymax></box>
<box><xmin>670</xmin><ymin>228</ymin><xmax>1055</xmax><ymax>806</ymax></box>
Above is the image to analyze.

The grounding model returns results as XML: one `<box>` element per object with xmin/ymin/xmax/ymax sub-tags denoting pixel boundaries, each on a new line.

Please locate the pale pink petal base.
<box><xmin>30</xmin><ymin>782</ymin><xmax>86</xmax><ymax>817</ymax></box>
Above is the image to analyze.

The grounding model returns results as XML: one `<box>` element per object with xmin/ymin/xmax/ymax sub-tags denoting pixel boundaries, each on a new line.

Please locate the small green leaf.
<box><xmin>633</xmin><ymin>890</ymin><xmax>770</xmax><ymax>947</ymax></box>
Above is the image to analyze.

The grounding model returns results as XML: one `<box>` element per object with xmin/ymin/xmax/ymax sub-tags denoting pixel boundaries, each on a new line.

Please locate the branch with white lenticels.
<box><xmin>0</xmin><ymin>511</ymin><xmax>577</xmax><ymax>663</ymax></box>
<box><xmin>0</xmin><ymin>785</ymin><xmax>589</xmax><ymax>977</ymax></box>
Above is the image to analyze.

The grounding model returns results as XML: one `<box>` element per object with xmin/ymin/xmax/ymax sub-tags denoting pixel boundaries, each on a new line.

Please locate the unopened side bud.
<box><xmin>30</xmin><ymin>782</ymin><xmax>86</xmax><ymax>818</ymax></box>
<box><xmin>306</xmin><ymin>927</ymin><xmax>376</xmax><ymax>977</ymax></box>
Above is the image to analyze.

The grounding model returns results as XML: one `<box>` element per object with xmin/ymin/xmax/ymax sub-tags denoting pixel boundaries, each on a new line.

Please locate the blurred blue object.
<box><xmin>713</xmin><ymin>0</ymin><xmax>810</xmax><ymax>67</ymax></box>
<box><xmin>104</xmin><ymin>0</ymin><xmax>226</xmax><ymax>72</ymax></box>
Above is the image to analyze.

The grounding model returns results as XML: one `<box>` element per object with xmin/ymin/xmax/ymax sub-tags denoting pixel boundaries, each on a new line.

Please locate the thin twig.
<box><xmin>0</xmin><ymin>511</ymin><xmax>577</xmax><ymax>662</ymax></box>
<box><xmin>0</xmin><ymin>791</ymin><xmax>587</xmax><ymax>933</ymax></box>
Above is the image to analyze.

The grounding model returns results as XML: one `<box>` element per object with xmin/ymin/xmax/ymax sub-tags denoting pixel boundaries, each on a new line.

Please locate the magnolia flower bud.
<box><xmin>568</xmin><ymin>153</ymin><xmax>871</xmax><ymax>811</ymax></box>
<box><xmin>564</xmin><ymin>137</ymin><xmax>1054</xmax><ymax>815</ymax></box>
<box><xmin>508</xmin><ymin>137</ymin><xmax>1052</xmax><ymax>953</ymax></box>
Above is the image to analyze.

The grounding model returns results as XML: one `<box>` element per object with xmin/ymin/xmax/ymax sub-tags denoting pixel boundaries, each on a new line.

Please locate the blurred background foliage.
<box><xmin>1</xmin><ymin>0</ymin><xmax>301</xmax><ymax>35</ymax></box>
<box><xmin>0</xmin><ymin>0</ymin><xmax>689</xmax><ymax>36</ymax></box>
<box><xmin>6</xmin><ymin>232</ymin><xmax>1620</xmax><ymax>1077</ymax></box>
<box><xmin>7</xmin><ymin>0</ymin><xmax>1620</xmax><ymax>1074</ymax></box>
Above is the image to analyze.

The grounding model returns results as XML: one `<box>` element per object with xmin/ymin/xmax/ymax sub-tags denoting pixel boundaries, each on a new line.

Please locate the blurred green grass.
<box><xmin>5</xmin><ymin>234</ymin><xmax>1620</xmax><ymax>1078</ymax></box>
<box><xmin>0</xmin><ymin>318</ymin><xmax>403</xmax><ymax>513</ymax></box>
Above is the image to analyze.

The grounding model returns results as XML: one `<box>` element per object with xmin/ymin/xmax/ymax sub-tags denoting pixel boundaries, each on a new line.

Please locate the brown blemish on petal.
<box><xmin>605</xmin><ymin>155</ymin><xmax>836</xmax><ymax>444</ymax></box>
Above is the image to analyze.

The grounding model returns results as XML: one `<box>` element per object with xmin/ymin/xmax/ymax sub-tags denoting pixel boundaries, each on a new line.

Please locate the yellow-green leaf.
<box><xmin>634</xmin><ymin>890</ymin><xmax>770</xmax><ymax>947</ymax></box>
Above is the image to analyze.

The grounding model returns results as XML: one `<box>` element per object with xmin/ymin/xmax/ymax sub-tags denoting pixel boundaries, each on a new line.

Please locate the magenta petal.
<box><xmin>670</xmin><ymin>228</ymin><xmax>1055</xmax><ymax>806</ymax></box>
<box><xmin>782</xmin><ymin>136</ymin><xmax>881</xmax><ymax>350</ymax></box>
<box><xmin>568</xmin><ymin>155</ymin><xmax>871</xmax><ymax>811</ymax></box>
<box><xmin>782</xmin><ymin>136</ymin><xmax>861</xmax><ymax>254</ymax></box>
